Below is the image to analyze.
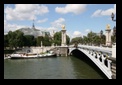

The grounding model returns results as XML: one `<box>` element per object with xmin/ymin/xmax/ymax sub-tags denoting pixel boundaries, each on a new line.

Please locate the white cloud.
<box><xmin>85</xmin><ymin>29</ymin><xmax>91</xmax><ymax>33</ymax></box>
<box><xmin>37</xmin><ymin>18</ymin><xmax>48</xmax><ymax>23</ymax></box>
<box><xmin>73</xmin><ymin>31</ymin><xmax>82</xmax><ymax>37</ymax></box>
<box><xmin>47</xmin><ymin>27</ymin><xmax>59</xmax><ymax>36</ymax></box>
<box><xmin>4</xmin><ymin>20</ymin><xmax>59</xmax><ymax>35</ymax></box>
<box><xmin>92</xmin><ymin>4</ymin><xmax>116</xmax><ymax>17</ymax></box>
<box><xmin>4</xmin><ymin>20</ymin><xmax>25</xmax><ymax>34</ymax></box>
<box><xmin>51</xmin><ymin>18</ymin><xmax>65</xmax><ymax>28</ymax></box>
<box><xmin>47</xmin><ymin>27</ymin><xmax>58</xmax><ymax>32</ymax></box>
<box><xmin>55</xmin><ymin>4</ymin><xmax>87</xmax><ymax>14</ymax></box>
<box><xmin>5</xmin><ymin>4</ymin><xmax>49</xmax><ymax>20</ymax></box>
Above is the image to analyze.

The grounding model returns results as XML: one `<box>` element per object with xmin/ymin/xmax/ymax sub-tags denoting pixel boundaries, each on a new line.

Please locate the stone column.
<box><xmin>106</xmin><ymin>24</ymin><xmax>111</xmax><ymax>46</ymax></box>
<box><xmin>61</xmin><ymin>25</ymin><xmax>66</xmax><ymax>46</ymax></box>
<box><xmin>107</xmin><ymin>44</ymin><xmax>116</xmax><ymax>79</ymax></box>
<box><xmin>112</xmin><ymin>44</ymin><xmax>116</xmax><ymax>58</ymax></box>
<box><xmin>59</xmin><ymin>25</ymin><xmax>68</xmax><ymax>56</ymax></box>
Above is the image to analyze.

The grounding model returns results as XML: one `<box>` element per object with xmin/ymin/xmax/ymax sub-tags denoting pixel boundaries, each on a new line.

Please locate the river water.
<box><xmin>4</xmin><ymin>56</ymin><xmax>107</xmax><ymax>79</ymax></box>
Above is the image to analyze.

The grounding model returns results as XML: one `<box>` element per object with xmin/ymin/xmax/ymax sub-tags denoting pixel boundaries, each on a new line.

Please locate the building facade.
<box><xmin>18</xmin><ymin>21</ymin><xmax>51</xmax><ymax>38</ymax></box>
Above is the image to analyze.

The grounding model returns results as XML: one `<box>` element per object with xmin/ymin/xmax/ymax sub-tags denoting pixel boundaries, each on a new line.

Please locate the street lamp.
<box><xmin>100</xmin><ymin>30</ymin><xmax>103</xmax><ymax>46</ymax></box>
<box><xmin>100</xmin><ymin>30</ymin><xmax>103</xmax><ymax>37</ymax></box>
<box><xmin>111</xmin><ymin>13</ymin><xmax>116</xmax><ymax>22</ymax></box>
<box><xmin>113</xmin><ymin>26</ymin><xmax>116</xmax><ymax>36</ymax></box>
<box><xmin>111</xmin><ymin>13</ymin><xmax>116</xmax><ymax>44</ymax></box>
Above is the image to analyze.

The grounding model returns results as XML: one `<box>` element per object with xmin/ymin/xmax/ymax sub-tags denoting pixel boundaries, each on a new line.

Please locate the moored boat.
<box><xmin>10</xmin><ymin>52</ymin><xmax>39</xmax><ymax>59</ymax></box>
<box><xmin>38</xmin><ymin>51</ymin><xmax>56</xmax><ymax>58</ymax></box>
<box><xmin>10</xmin><ymin>51</ymin><xmax>56</xmax><ymax>59</ymax></box>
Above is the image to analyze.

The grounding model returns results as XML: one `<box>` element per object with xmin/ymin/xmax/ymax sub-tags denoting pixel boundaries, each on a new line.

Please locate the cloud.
<box><xmin>70</xmin><ymin>29</ymin><xmax>91</xmax><ymax>39</ymax></box>
<box><xmin>55</xmin><ymin>4</ymin><xmax>87</xmax><ymax>14</ymax></box>
<box><xmin>4</xmin><ymin>20</ymin><xmax>25</xmax><ymax>34</ymax></box>
<box><xmin>92</xmin><ymin>4</ymin><xmax>116</xmax><ymax>17</ymax></box>
<box><xmin>85</xmin><ymin>29</ymin><xmax>91</xmax><ymax>33</ymax></box>
<box><xmin>73</xmin><ymin>31</ymin><xmax>82</xmax><ymax>37</ymax></box>
<box><xmin>51</xmin><ymin>18</ymin><xmax>65</xmax><ymax>28</ymax></box>
<box><xmin>4</xmin><ymin>19</ymin><xmax>59</xmax><ymax>35</ymax></box>
<box><xmin>5</xmin><ymin>4</ymin><xmax>49</xmax><ymax>20</ymax></box>
<box><xmin>37</xmin><ymin>18</ymin><xmax>48</xmax><ymax>23</ymax></box>
<box><xmin>47</xmin><ymin>27</ymin><xmax>59</xmax><ymax>36</ymax></box>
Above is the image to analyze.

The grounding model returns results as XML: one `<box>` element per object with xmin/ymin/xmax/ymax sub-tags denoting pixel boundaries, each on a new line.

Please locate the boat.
<box><xmin>10</xmin><ymin>51</ymin><xmax>56</xmax><ymax>59</ymax></box>
<box><xmin>38</xmin><ymin>53</ymin><xmax>56</xmax><ymax>58</ymax></box>
<box><xmin>10</xmin><ymin>52</ymin><xmax>39</xmax><ymax>59</ymax></box>
<box><xmin>4</xmin><ymin>56</ymin><xmax>11</xmax><ymax>59</ymax></box>
<box><xmin>4</xmin><ymin>54</ymin><xmax>11</xmax><ymax>59</ymax></box>
<box><xmin>38</xmin><ymin>51</ymin><xmax>56</xmax><ymax>58</ymax></box>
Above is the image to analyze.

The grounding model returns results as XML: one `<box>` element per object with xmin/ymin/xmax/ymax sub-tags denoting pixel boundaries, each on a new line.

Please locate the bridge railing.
<box><xmin>78</xmin><ymin>46</ymin><xmax>112</xmax><ymax>79</ymax></box>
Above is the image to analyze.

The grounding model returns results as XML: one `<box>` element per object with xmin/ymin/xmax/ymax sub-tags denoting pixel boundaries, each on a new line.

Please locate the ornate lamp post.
<box><xmin>111</xmin><ymin>13</ymin><xmax>116</xmax><ymax>22</ymax></box>
<box><xmin>111</xmin><ymin>13</ymin><xmax>116</xmax><ymax>44</ymax></box>
<box><xmin>113</xmin><ymin>26</ymin><xmax>116</xmax><ymax>37</ymax></box>
<box><xmin>100</xmin><ymin>30</ymin><xmax>103</xmax><ymax>46</ymax></box>
<box><xmin>100</xmin><ymin>30</ymin><xmax>103</xmax><ymax>37</ymax></box>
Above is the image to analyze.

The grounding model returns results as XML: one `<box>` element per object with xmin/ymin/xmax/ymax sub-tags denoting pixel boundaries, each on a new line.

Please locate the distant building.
<box><xmin>18</xmin><ymin>20</ymin><xmax>51</xmax><ymax>38</ymax></box>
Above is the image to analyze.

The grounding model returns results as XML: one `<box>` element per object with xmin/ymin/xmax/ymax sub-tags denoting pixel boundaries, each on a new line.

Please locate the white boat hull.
<box><xmin>10</xmin><ymin>53</ymin><xmax>56</xmax><ymax>59</ymax></box>
<box><xmin>10</xmin><ymin>54</ymin><xmax>39</xmax><ymax>59</ymax></box>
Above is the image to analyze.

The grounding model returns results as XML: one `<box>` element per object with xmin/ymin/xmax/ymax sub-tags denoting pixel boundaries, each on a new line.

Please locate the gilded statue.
<box><xmin>106</xmin><ymin>24</ymin><xmax>110</xmax><ymax>30</ymax></box>
<box><xmin>61</xmin><ymin>25</ymin><xmax>65</xmax><ymax>30</ymax></box>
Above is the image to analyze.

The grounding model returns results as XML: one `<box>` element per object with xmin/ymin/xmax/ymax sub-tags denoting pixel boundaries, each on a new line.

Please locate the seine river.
<box><xmin>4</xmin><ymin>56</ymin><xmax>107</xmax><ymax>79</ymax></box>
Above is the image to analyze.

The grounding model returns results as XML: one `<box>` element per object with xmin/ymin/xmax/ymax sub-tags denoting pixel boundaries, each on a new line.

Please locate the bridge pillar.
<box><xmin>61</xmin><ymin>25</ymin><xmax>66</xmax><ymax>46</ymax></box>
<box><xmin>105</xmin><ymin>24</ymin><xmax>112</xmax><ymax>46</ymax></box>
<box><xmin>107</xmin><ymin>44</ymin><xmax>116</xmax><ymax>79</ymax></box>
<box><xmin>59</xmin><ymin>46</ymin><xmax>68</xmax><ymax>56</ymax></box>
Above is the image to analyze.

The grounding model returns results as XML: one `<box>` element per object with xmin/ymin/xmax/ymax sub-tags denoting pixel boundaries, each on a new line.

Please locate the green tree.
<box><xmin>87</xmin><ymin>31</ymin><xmax>96</xmax><ymax>45</ymax></box>
<box><xmin>7</xmin><ymin>31</ymin><xmax>17</xmax><ymax>49</ymax></box>
<box><xmin>7</xmin><ymin>30</ymin><xmax>25</xmax><ymax>49</ymax></box>
<box><xmin>15</xmin><ymin>30</ymin><xmax>24</xmax><ymax>48</ymax></box>
<box><xmin>4</xmin><ymin>35</ymin><xmax>8</xmax><ymax>49</ymax></box>
<box><xmin>83</xmin><ymin>36</ymin><xmax>88</xmax><ymax>45</ymax></box>
<box><xmin>53</xmin><ymin>31</ymin><xmax>70</xmax><ymax>46</ymax></box>
<box><xmin>53</xmin><ymin>31</ymin><xmax>61</xmax><ymax>46</ymax></box>
<box><xmin>36</xmin><ymin>36</ymin><xmax>44</xmax><ymax>46</ymax></box>
<box><xmin>23</xmin><ymin>35</ymin><xmax>35</xmax><ymax>47</ymax></box>
<box><xmin>93</xmin><ymin>35</ymin><xmax>101</xmax><ymax>46</ymax></box>
<box><xmin>43</xmin><ymin>34</ymin><xmax>52</xmax><ymax>46</ymax></box>
<box><xmin>101</xmin><ymin>34</ymin><xmax>106</xmax><ymax>45</ymax></box>
<box><xmin>66</xmin><ymin>35</ymin><xmax>70</xmax><ymax>45</ymax></box>
<box><xmin>111</xmin><ymin>35</ymin><xmax>116</xmax><ymax>44</ymax></box>
<box><xmin>70</xmin><ymin>37</ymin><xmax>82</xmax><ymax>44</ymax></box>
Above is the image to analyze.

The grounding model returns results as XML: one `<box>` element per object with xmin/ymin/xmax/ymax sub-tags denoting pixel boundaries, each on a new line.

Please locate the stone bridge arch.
<box><xmin>68</xmin><ymin>47</ymin><xmax>112</xmax><ymax>79</ymax></box>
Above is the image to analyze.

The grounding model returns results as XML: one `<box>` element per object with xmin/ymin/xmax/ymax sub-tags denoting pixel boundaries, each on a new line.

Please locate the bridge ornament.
<box><xmin>61</xmin><ymin>25</ymin><xmax>65</xmax><ymax>30</ymax></box>
<box><xmin>106</xmin><ymin>24</ymin><xmax>110</xmax><ymax>30</ymax></box>
<box><xmin>69</xmin><ymin>45</ymin><xmax>112</xmax><ymax>79</ymax></box>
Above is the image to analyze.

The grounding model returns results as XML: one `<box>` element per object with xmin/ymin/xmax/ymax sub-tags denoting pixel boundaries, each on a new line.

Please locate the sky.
<box><xmin>4</xmin><ymin>4</ymin><xmax>116</xmax><ymax>39</ymax></box>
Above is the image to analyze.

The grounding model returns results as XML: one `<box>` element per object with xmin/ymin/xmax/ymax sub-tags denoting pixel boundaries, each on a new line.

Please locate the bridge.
<box><xmin>68</xmin><ymin>44</ymin><xmax>116</xmax><ymax>79</ymax></box>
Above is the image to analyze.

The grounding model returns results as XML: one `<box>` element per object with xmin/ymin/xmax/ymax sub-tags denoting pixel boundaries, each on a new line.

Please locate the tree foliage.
<box><xmin>43</xmin><ymin>34</ymin><xmax>52</xmax><ymax>46</ymax></box>
<box><xmin>24</xmin><ymin>35</ymin><xmax>35</xmax><ymax>47</ymax></box>
<box><xmin>36</xmin><ymin>36</ymin><xmax>43</xmax><ymax>46</ymax></box>
<box><xmin>70</xmin><ymin>31</ymin><xmax>106</xmax><ymax>46</ymax></box>
<box><xmin>4</xmin><ymin>30</ymin><xmax>70</xmax><ymax>49</ymax></box>
<box><xmin>53</xmin><ymin>31</ymin><xmax>70</xmax><ymax>46</ymax></box>
<box><xmin>4</xmin><ymin>35</ymin><xmax>8</xmax><ymax>49</ymax></box>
